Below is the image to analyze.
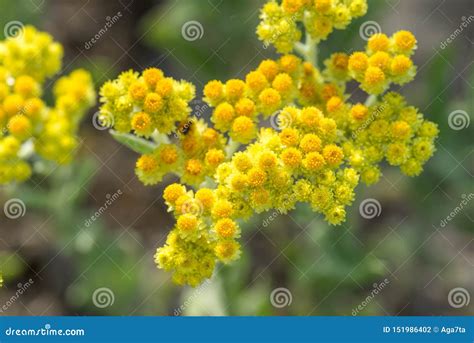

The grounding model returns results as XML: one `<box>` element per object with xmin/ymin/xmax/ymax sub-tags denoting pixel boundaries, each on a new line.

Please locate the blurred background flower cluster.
<box><xmin>0</xmin><ymin>0</ymin><xmax>472</xmax><ymax>315</ymax></box>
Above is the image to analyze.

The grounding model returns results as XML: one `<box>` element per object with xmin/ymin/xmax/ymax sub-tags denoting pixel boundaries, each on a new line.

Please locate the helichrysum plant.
<box><xmin>0</xmin><ymin>26</ymin><xmax>96</xmax><ymax>185</ymax></box>
<box><xmin>99</xmin><ymin>0</ymin><xmax>438</xmax><ymax>287</ymax></box>
<box><xmin>0</xmin><ymin>26</ymin><xmax>95</xmax><ymax>285</ymax></box>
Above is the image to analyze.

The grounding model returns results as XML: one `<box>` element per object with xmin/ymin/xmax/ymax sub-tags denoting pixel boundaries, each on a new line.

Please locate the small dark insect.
<box><xmin>177</xmin><ymin>119</ymin><xmax>194</xmax><ymax>136</ymax></box>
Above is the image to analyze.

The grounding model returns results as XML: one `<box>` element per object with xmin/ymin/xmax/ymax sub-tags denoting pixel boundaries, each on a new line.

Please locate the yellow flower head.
<box><xmin>143</xmin><ymin>93</ymin><xmax>163</xmax><ymax>113</ymax></box>
<box><xmin>177</xmin><ymin>214</ymin><xmax>199</xmax><ymax>233</ymax></box>
<box><xmin>131</xmin><ymin>112</ymin><xmax>152</xmax><ymax>136</ymax></box>
<box><xmin>129</xmin><ymin>82</ymin><xmax>147</xmax><ymax>102</ymax></box>
<box><xmin>246</xmin><ymin>71</ymin><xmax>268</xmax><ymax>93</ymax></box>
<box><xmin>215</xmin><ymin>240</ymin><xmax>240</xmax><ymax>263</ymax></box>
<box><xmin>143</xmin><ymin>68</ymin><xmax>164</xmax><ymax>87</ymax></box>
<box><xmin>8</xmin><ymin>115</ymin><xmax>32</xmax><ymax>140</ymax></box>
<box><xmin>247</xmin><ymin>167</ymin><xmax>267</xmax><ymax>187</ymax></box>
<box><xmin>300</xmin><ymin>134</ymin><xmax>322</xmax><ymax>153</ymax></box>
<box><xmin>204</xmin><ymin>80</ymin><xmax>224</xmax><ymax>104</ymax></box>
<box><xmin>214</xmin><ymin>218</ymin><xmax>239</xmax><ymax>239</ymax></box>
<box><xmin>163</xmin><ymin>183</ymin><xmax>187</xmax><ymax>205</ymax></box>
<box><xmin>231</xmin><ymin>116</ymin><xmax>256</xmax><ymax>143</ymax></box>
<box><xmin>226</xmin><ymin>79</ymin><xmax>246</xmax><ymax>101</ymax></box>
<box><xmin>367</xmin><ymin>33</ymin><xmax>390</xmax><ymax>52</ymax></box>
<box><xmin>392</xmin><ymin>30</ymin><xmax>417</xmax><ymax>54</ymax></box>
<box><xmin>348</xmin><ymin>52</ymin><xmax>369</xmax><ymax>74</ymax></box>
<box><xmin>281</xmin><ymin>147</ymin><xmax>302</xmax><ymax>168</ymax></box>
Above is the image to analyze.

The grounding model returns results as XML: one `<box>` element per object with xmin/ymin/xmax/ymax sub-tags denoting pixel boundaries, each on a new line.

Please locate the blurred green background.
<box><xmin>0</xmin><ymin>0</ymin><xmax>472</xmax><ymax>316</ymax></box>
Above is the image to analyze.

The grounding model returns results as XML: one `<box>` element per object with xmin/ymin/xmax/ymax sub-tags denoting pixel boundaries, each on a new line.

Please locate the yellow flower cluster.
<box><xmin>155</xmin><ymin>183</ymin><xmax>241</xmax><ymax>286</ymax></box>
<box><xmin>155</xmin><ymin>117</ymin><xmax>360</xmax><ymax>286</ymax></box>
<box><xmin>341</xmin><ymin>31</ymin><xmax>418</xmax><ymax>94</ymax></box>
<box><xmin>257</xmin><ymin>0</ymin><xmax>368</xmax><ymax>53</ymax></box>
<box><xmin>99</xmin><ymin>68</ymin><xmax>195</xmax><ymax>135</ymax></box>
<box><xmin>99</xmin><ymin>68</ymin><xmax>228</xmax><ymax>187</ymax></box>
<box><xmin>100</xmin><ymin>1</ymin><xmax>438</xmax><ymax>287</ymax></box>
<box><xmin>204</xmin><ymin>55</ymin><xmax>303</xmax><ymax>143</ymax></box>
<box><xmin>340</xmin><ymin>92</ymin><xmax>438</xmax><ymax>184</ymax></box>
<box><xmin>298</xmin><ymin>59</ymin><xmax>343</xmax><ymax>107</ymax></box>
<box><xmin>0</xmin><ymin>26</ymin><xmax>63</xmax><ymax>82</ymax></box>
<box><xmin>135</xmin><ymin>118</ymin><xmax>227</xmax><ymax>186</ymax></box>
<box><xmin>0</xmin><ymin>26</ymin><xmax>95</xmax><ymax>184</ymax></box>
<box><xmin>216</xmin><ymin>122</ymin><xmax>359</xmax><ymax>224</ymax></box>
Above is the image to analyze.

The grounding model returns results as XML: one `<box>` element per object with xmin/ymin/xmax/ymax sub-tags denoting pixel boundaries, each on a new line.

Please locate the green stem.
<box><xmin>151</xmin><ymin>130</ymin><xmax>170</xmax><ymax>145</ymax></box>
<box><xmin>294</xmin><ymin>35</ymin><xmax>318</xmax><ymax>66</ymax></box>
<box><xmin>364</xmin><ymin>94</ymin><xmax>378</xmax><ymax>107</ymax></box>
<box><xmin>199</xmin><ymin>177</ymin><xmax>216</xmax><ymax>189</ymax></box>
<box><xmin>109</xmin><ymin>130</ymin><xmax>157</xmax><ymax>155</ymax></box>
<box><xmin>225</xmin><ymin>138</ymin><xmax>240</xmax><ymax>159</ymax></box>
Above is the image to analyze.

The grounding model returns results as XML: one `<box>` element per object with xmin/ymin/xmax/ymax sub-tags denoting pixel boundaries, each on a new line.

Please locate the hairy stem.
<box><xmin>109</xmin><ymin>130</ymin><xmax>157</xmax><ymax>155</ymax></box>
<box><xmin>364</xmin><ymin>94</ymin><xmax>378</xmax><ymax>107</ymax></box>
<box><xmin>225</xmin><ymin>138</ymin><xmax>240</xmax><ymax>159</ymax></box>
<box><xmin>294</xmin><ymin>36</ymin><xmax>318</xmax><ymax>67</ymax></box>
